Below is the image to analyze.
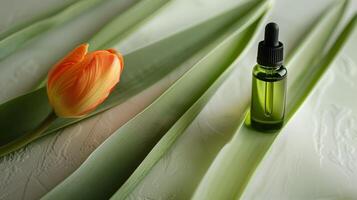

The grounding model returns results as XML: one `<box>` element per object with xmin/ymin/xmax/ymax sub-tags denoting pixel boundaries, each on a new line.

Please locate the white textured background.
<box><xmin>0</xmin><ymin>0</ymin><xmax>356</xmax><ymax>199</ymax></box>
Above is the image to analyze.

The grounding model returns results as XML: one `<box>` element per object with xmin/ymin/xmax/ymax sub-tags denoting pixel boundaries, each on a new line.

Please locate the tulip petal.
<box><xmin>74</xmin><ymin>53</ymin><xmax>121</xmax><ymax>116</ymax></box>
<box><xmin>48</xmin><ymin>50</ymin><xmax>122</xmax><ymax>118</ymax></box>
<box><xmin>107</xmin><ymin>48</ymin><xmax>124</xmax><ymax>72</ymax></box>
<box><xmin>48</xmin><ymin>43</ymin><xmax>88</xmax><ymax>87</ymax></box>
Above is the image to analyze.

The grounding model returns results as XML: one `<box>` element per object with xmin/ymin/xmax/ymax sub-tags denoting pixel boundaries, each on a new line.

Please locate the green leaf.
<box><xmin>0</xmin><ymin>0</ymin><xmax>107</xmax><ymax>61</ymax></box>
<box><xmin>111</xmin><ymin>9</ymin><xmax>269</xmax><ymax>200</ymax></box>
<box><xmin>36</xmin><ymin>0</ymin><xmax>170</xmax><ymax>89</ymax></box>
<box><xmin>41</xmin><ymin>1</ymin><xmax>268</xmax><ymax>199</ymax></box>
<box><xmin>0</xmin><ymin>0</ymin><xmax>262</xmax><ymax>156</ymax></box>
<box><xmin>35</xmin><ymin>0</ymin><xmax>171</xmax><ymax>88</ymax></box>
<box><xmin>45</xmin><ymin>0</ymin><xmax>263</xmax><ymax>137</ymax></box>
<box><xmin>192</xmin><ymin>2</ymin><xmax>354</xmax><ymax>200</ymax></box>
<box><xmin>0</xmin><ymin>0</ymin><xmax>79</xmax><ymax>40</ymax></box>
<box><xmin>88</xmin><ymin>0</ymin><xmax>171</xmax><ymax>50</ymax></box>
<box><xmin>0</xmin><ymin>89</ymin><xmax>51</xmax><ymax>146</ymax></box>
<box><xmin>0</xmin><ymin>0</ymin><xmax>168</xmax><ymax>147</ymax></box>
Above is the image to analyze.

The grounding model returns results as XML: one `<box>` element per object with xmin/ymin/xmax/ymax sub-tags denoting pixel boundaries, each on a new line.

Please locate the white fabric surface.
<box><xmin>0</xmin><ymin>0</ymin><xmax>356</xmax><ymax>199</ymax></box>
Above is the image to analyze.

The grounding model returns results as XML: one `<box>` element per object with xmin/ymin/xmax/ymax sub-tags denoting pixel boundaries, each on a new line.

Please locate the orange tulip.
<box><xmin>47</xmin><ymin>43</ymin><xmax>124</xmax><ymax>118</ymax></box>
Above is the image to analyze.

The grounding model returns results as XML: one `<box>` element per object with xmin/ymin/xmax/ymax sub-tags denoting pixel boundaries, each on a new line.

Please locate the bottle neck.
<box><xmin>258</xmin><ymin>64</ymin><xmax>282</xmax><ymax>70</ymax></box>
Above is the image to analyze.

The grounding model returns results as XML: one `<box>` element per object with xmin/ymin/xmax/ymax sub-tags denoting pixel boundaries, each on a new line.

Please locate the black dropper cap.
<box><xmin>257</xmin><ymin>22</ymin><xmax>284</xmax><ymax>67</ymax></box>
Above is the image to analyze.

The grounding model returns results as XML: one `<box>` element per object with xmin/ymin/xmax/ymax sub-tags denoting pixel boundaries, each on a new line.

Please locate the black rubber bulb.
<box><xmin>264</xmin><ymin>23</ymin><xmax>279</xmax><ymax>47</ymax></box>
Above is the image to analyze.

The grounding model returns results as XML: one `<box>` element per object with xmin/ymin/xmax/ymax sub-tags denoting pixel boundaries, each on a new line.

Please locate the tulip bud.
<box><xmin>47</xmin><ymin>43</ymin><xmax>124</xmax><ymax>118</ymax></box>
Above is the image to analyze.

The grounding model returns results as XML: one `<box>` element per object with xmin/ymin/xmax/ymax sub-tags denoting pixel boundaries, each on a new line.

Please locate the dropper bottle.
<box><xmin>250</xmin><ymin>22</ymin><xmax>287</xmax><ymax>131</ymax></box>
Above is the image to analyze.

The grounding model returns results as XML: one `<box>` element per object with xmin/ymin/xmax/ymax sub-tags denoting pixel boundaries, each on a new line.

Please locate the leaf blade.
<box><xmin>111</xmin><ymin>7</ymin><xmax>269</xmax><ymax>200</ymax></box>
<box><xmin>41</xmin><ymin>1</ymin><xmax>269</xmax><ymax>199</ymax></box>
<box><xmin>0</xmin><ymin>0</ymin><xmax>106</xmax><ymax>61</ymax></box>
<box><xmin>88</xmin><ymin>0</ymin><xmax>171</xmax><ymax>50</ymax></box>
<box><xmin>192</xmin><ymin>2</ymin><xmax>353</xmax><ymax>200</ymax></box>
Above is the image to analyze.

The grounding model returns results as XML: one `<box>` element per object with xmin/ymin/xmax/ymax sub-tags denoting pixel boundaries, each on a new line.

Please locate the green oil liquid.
<box><xmin>250</xmin><ymin>64</ymin><xmax>287</xmax><ymax>131</ymax></box>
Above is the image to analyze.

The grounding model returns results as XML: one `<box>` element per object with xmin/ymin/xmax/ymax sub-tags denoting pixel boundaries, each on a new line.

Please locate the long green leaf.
<box><xmin>0</xmin><ymin>0</ymin><xmax>171</xmax><ymax>148</ymax></box>
<box><xmin>88</xmin><ymin>0</ymin><xmax>170</xmax><ymax>50</ymax></box>
<box><xmin>109</xmin><ymin>2</ymin><xmax>352</xmax><ymax>199</ymax></box>
<box><xmin>41</xmin><ymin>1</ymin><xmax>268</xmax><ymax>199</ymax></box>
<box><xmin>44</xmin><ymin>0</ymin><xmax>261</xmax><ymax>137</ymax></box>
<box><xmin>111</xmin><ymin>8</ymin><xmax>269</xmax><ymax>200</ymax></box>
<box><xmin>0</xmin><ymin>0</ymin><xmax>262</xmax><ymax>154</ymax></box>
<box><xmin>0</xmin><ymin>89</ymin><xmax>50</xmax><ymax>146</ymax></box>
<box><xmin>0</xmin><ymin>0</ymin><xmax>79</xmax><ymax>40</ymax></box>
<box><xmin>35</xmin><ymin>0</ymin><xmax>171</xmax><ymax>88</ymax></box>
<box><xmin>0</xmin><ymin>0</ymin><xmax>107</xmax><ymax>61</ymax></box>
<box><xmin>192</xmin><ymin>2</ymin><xmax>354</xmax><ymax>200</ymax></box>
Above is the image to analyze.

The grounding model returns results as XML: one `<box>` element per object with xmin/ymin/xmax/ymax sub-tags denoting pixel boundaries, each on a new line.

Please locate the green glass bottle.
<box><xmin>250</xmin><ymin>22</ymin><xmax>287</xmax><ymax>131</ymax></box>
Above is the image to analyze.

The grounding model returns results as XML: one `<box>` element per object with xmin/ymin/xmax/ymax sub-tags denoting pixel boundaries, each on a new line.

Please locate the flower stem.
<box><xmin>0</xmin><ymin>112</ymin><xmax>57</xmax><ymax>158</ymax></box>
